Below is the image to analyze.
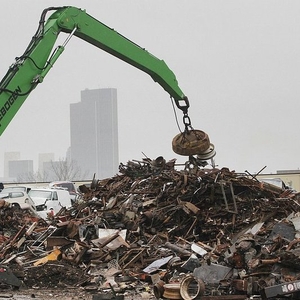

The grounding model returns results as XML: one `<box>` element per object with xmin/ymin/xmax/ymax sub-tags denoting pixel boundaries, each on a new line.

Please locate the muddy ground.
<box><xmin>0</xmin><ymin>288</ymin><xmax>89</xmax><ymax>299</ymax></box>
<box><xmin>0</xmin><ymin>288</ymin><xmax>155</xmax><ymax>299</ymax></box>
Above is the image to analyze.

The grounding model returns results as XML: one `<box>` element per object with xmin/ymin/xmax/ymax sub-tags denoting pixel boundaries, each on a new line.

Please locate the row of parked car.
<box><xmin>0</xmin><ymin>181</ymin><xmax>80</xmax><ymax>219</ymax></box>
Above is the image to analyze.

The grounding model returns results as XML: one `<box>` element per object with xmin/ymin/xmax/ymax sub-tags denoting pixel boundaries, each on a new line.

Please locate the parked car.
<box><xmin>1</xmin><ymin>186</ymin><xmax>31</xmax><ymax>194</ymax></box>
<box><xmin>0</xmin><ymin>189</ymin><xmax>37</xmax><ymax>215</ymax></box>
<box><xmin>28</xmin><ymin>188</ymin><xmax>72</xmax><ymax>219</ymax></box>
<box><xmin>49</xmin><ymin>181</ymin><xmax>80</xmax><ymax>204</ymax></box>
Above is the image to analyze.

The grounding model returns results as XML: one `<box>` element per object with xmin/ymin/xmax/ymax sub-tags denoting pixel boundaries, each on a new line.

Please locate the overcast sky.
<box><xmin>1</xmin><ymin>0</ymin><xmax>300</xmax><ymax>177</ymax></box>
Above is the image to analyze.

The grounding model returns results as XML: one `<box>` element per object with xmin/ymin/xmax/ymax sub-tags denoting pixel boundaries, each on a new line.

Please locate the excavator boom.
<box><xmin>0</xmin><ymin>6</ymin><xmax>189</xmax><ymax>136</ymax></box>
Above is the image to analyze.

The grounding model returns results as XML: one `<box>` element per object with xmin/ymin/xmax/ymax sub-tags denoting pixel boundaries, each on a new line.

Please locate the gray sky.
<box><xmin>1</xmin><ymin>0</ymin><xmax>300</xmax><ymax>176</ymax></box>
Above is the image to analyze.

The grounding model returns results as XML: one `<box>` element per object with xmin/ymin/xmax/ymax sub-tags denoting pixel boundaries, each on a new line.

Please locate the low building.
<box><xmin>257</xmin><ymin>170</ymin><xmax>300</xmax><ymax>191</ymax></box>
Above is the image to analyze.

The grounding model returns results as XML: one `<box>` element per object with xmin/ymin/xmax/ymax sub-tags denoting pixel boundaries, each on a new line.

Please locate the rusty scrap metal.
<box><xmin>0</xmin><ymin>265</ymin><xmax>22</xmax><ymax>287</ymax></box>
<box><xmin>1</xmin><ymin>156</ymin><xmax>300</xmax><ymax>298</ymax></box>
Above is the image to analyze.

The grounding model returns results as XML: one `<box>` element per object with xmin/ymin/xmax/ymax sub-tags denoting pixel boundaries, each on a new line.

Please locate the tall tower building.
<box><xmin>70</xmin><ymin>88</ymin><xmax>119</xmax><ymax>179</ymax></box>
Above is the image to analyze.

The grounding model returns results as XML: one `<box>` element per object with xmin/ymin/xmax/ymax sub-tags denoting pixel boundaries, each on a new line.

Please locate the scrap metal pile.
<box><xmin>1</xmin><ymin>157</ymin><xmax>300</xmax><ymax>299</ymax></box>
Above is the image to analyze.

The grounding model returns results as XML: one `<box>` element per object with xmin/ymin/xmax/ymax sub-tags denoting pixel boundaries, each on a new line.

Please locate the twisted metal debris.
<box><xmin>0</xmin><ymin>156</ymin><xmax>300</xmax><ymax>299</ymax></box>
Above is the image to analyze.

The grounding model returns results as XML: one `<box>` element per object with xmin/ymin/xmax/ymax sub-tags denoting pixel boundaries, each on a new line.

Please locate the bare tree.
<box><xmin>50</xmin><ymin>158</ymin><xmax>87</xmax><ymax>181</ymax></box>
<box><xmin>14</xmin><ymin>158</ymin><xmax>87</xmax><ymax>183</ymax></box>
<box><xmin>16</xmin><ymin>170</ymin><xmax>50</xmax><ymax>183</ymax></box>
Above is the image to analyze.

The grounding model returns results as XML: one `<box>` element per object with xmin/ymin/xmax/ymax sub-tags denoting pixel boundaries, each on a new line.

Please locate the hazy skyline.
<box><xmin>1</xmin><ymin>1</ymin><xmax>300</xmax><ymax>178</ymax></box>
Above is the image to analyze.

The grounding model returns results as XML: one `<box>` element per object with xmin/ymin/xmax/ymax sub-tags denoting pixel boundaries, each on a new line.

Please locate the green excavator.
<box><xmin>0</xmin><ymin>6</ymin><xmax>215</xmax><ymax>162</ymax></box>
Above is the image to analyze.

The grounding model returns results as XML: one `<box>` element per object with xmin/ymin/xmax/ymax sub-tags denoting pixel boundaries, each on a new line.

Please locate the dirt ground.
<box><xmin>0</xmin><ymin>288</ymin><xmax>155</xmax><ymax>300</ymax></box>
<box><xmin>0</xmin><ymin>288</ymin><xmax>92</xmax><ymax>300</ymax></box>
<box><xmin>0</xmin><ymin>262</ymin><xmax>156</xmax><ymax>299</ymax></box>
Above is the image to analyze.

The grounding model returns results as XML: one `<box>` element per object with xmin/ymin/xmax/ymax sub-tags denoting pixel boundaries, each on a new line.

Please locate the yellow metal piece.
<box><xmin>33</xmin><ymin>249</ymin><xmax>61</xmax><ymax>266</ymax></box>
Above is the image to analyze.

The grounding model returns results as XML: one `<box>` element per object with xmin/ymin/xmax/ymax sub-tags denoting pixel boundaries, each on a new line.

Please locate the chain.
<box><xmin>183</xmin><ymin>113</ymin><xmax>192</xmax><ymax>132</ymax></box>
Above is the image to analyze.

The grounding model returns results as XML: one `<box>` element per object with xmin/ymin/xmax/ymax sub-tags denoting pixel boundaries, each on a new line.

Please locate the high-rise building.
<box><xmin>4</xmin><ymin>152</ymin><xmax>20</xmax><ymax>178</ymax></box>
<box><xmin>8</xmin><ymin>160</ymin><xmax>33</xmax><ymax>181</ymax></box>
<box><xmin>38</xmin><ymin>153</ymin><xmax>55</xmax><ymax>177</ymax></box>
<box><xmin>70</xmin><ymin>88</ymin><xmax>119</xmax><ymax>180</ymax></box>
<box><xmin>43</xmin><ymin>160</ymin><xmax>60</xmax><ymax>181</ymax></box>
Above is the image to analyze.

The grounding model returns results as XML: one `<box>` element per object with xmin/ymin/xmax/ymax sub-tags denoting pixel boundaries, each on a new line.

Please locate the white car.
<box><xmin>28</xmin><ymin>188</ymin><xmax>72</xmax><ymax>219</ymax></box>
<box><xmin>1</xmin><ymin>186</ymin><xmax>31</xmax><ymax>194</ymax></box>
<box><xmin>49</xmin><ymin>181</ymin><xmax>80</xmax><ymax>204</ymax></box>
<box><xmin>0</xmin><ymin>189</ymin><xmax>37</xmax><ymax>215</ymax></box>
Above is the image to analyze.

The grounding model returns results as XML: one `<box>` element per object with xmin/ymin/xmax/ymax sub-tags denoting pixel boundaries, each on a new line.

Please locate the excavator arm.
<box><xmin>0</xmin><ymin>6</ymin><xmax>190</xmax><ymax>136</ymax></box>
